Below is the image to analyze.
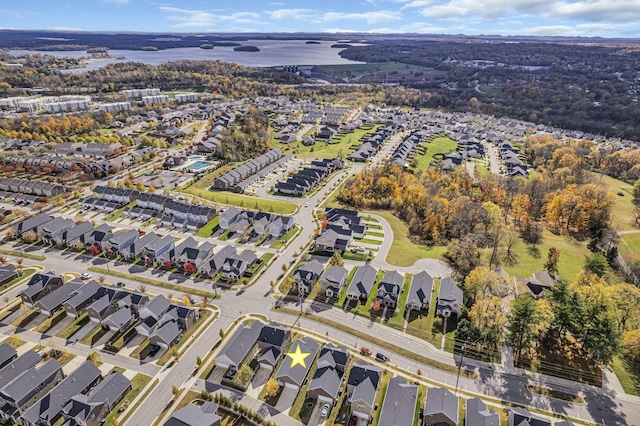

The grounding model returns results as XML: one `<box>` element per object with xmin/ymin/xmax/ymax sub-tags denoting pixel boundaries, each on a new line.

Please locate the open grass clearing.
<box><xmin>181</xmin><ymin>188</ymin><xmax>297</xmax><ymax>215</ymax></box>
<box><xmin>597</xmin><ymin>173</ymin><xmax>636</xmax><ymax>231</ymax></box>
<box><xmin>611</xmin><ymin>356</ymin><xmax>640</xmax><ymax>396</ymax></box>
<box><xmin>273</xmin><ymin>124</ymin><xmax>380</xmax><ymax>159</ymax></box>
<box><xmin>413</xmin><ymin>137</ymin><xmax>457</xmax><ymax>171</ymax></box>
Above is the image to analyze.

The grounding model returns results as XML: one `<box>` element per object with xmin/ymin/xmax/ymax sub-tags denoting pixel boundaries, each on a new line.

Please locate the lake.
<box><xmin>9</xmin><ymin>39</ymin><xmax>365</xmax><ymax>72</ymax></box>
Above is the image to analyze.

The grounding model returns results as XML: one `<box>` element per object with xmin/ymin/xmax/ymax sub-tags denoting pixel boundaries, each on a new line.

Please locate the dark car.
<box><xmin>148</xmin><ymin>345</ymin><xmax>160</xmax><ymax>357</ymax></box>
<box><xmin>116</xmin><ymin>282</ymin><xmax>126</xmax><ymax>288</ymax></box>
<box><xmin>375</xmin><ymin>352</ymin><xmax>388</xmax><ymax>363</ymax></box>
<box><xmin>349</xmin><ymin>416</ymin><xmax>357</xmax><ymax>426</ymax></box>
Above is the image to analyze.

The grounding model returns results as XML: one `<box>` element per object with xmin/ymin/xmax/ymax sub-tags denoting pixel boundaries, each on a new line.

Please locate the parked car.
<box><xmin>321</xmin><ymin>403</ymin><xmax>330</xmax><ymax>417</ymax></box>
<box><xmin>148</xmin><ymin>345</ymin><xmax>160</xmax><ymax>357</ymax></box>
<box><xmin>80</xmin><ymin>273</ymin><xmax>92</xmax><ymax>280</ymax></box>
<box><xmin>360</xmin><ymin>347</ymin><xmax>372</xmax><ymax>356</ymax></box>
<box><xmin>349</xmin><ymin>416</ymin><xmax>357</xmax><ymax>426</ymax></box>
<box><xmin>375</xmin><ymin>352</ymin><xmax>388</xmax><ymax>363</ymax></box>
<box><xmin>116</xmin><ymin>282</ymin><xmax>126</xmax><ymax>288</ymax></box>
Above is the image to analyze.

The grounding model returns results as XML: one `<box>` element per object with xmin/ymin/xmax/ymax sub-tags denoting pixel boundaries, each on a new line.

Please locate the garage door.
<box><xmin>157</xmin><ymin>341</ymin><xmax>169</xmax><ymax>349</ymax></box>
<box><xmin>284</xmin><ymin>382</ymin><xmax>299</xmax><ymax>391</ymax></box>
<box><xmin>318</xmin><ymin>395</ymin><xmax>333</xmax><ymax>404</ymax></box>
<box><xmin>259</xmin><ymin>362</ymin><xmax>273</xmax><ymax>371</ymax></box>
<box><xmin>352</xmin><ymin>410</ymin><xmax>369</xmax><ymax>419</ymax></box>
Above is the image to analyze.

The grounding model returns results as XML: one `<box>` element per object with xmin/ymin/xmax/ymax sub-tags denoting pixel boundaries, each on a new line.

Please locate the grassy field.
<box><xmin>611</xmin><ymin>356</ymin><xmax>640</xmax><ymax>396</ymax></box>
<box><xmin>479</xmin><ymin>85</ymin><xmax>504</xmax><ymax>95</ymax></box>
<box><xmin>181</xmin><ymin>188</ymin><xmax>297</xmax><ymax>215</ymax></box>
<box><xmin>484</xmin><ymin>228</ymin><xmax>593</xmax><ymax>283</ymax></box>
<box><xmin>619</xmin><ymin>232</ymin><xmax>640</xmax><ymax>257</ymax></box>
<box><xmin>414</xmin><ymin>137</ymin><xmax>458</xmax><ymax>171</ymax></box>
<box><xmin>375</xmin><ymin>211</ymin><xmax>447</xmax><ymax>266</ymax></box>
<box><xmin>195</xmin><ymin>216</ymin><xmax>220</xmax><ymax>238</ymax></box>
<box><xmin>273</xmin><ymin>124</ymin><xmax>379</xmax><ymax>159</ymax></box>
<box><xmin>318</xmin><ymin>63</ymin><xmax>428</xmax><ymax>80</ymax></box>
<box><xmin>597</xmin><ymin>173</ymin><xmax>636</xmax><ymax>231</ymax></box>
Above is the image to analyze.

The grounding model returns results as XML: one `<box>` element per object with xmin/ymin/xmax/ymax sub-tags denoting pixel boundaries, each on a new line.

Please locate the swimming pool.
<box><xmin>187</xmin><ymin>161</ymin><xmax>213</xmax><ymax>171</ymax></box>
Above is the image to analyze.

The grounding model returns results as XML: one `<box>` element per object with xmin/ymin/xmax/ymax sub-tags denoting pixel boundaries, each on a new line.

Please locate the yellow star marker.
<box><xmin>286</xmin><ymin>344</ymin><xmax>310</xmax><ymax>369</ymax></box>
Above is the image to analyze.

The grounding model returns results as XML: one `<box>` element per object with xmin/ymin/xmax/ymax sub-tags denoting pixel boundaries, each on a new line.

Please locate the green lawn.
<box><xmin>181</xmin><ymin>188</ymin><xmax>297</xmax><ymax>215</ymax></box>
<box><xmin>0</xmin><ymin>267</ymin><xmax>37</xmax><ymax>294</ymax></box>
<box><xmin>273</xmin><ymin>125</ymin><xmax>380</xmax><ymax>159</ymax></box>
<box><xmin>57</xmin><ymin>313</ymin><xmax>90</xmax><ymax>339</ymax></box>
<box><xmin>386</xmin><ymin>273</ymin><xmax>412</xmax><ymax>329</ymax></box>
<box><xmin>376</xmin><ymin>211</ymin><xmax>447</xmax><ymax>267</ymax></box>
<box><xmin>336</xmin><ymin>266</ymin><xmax>357</xmax><ymax>306</ymax></box>
<box><xmin>195</xmin><ymin>216</ymin><xmax>220</xmax><ymax>238</ymax></box>
<box><xmin>413</xmin><ymin>137</ymin><xmax>458</xmax><ymax>171</ymax></box>
<box><xmin>485</xmin><ymin>228</ymin><xmax>593</xmax><ymax>283</ymax></box>
<box><xmin>405</xmin><ymin>279</ymin><xmax>441</xmax><ymax>347</ymax></box>
<box><xmin>358</xmin><ymin>238</ymin><xmax>382</xmax><ymax>245</ymax></box>
<box><xmin>619</xmin><ymin>233</ymin><xmax>640</xmax><ymax>257</ymax></box>
<box><xmin>0</xmin><ymin>249</ymin><xmax>46</xmax><ymax>261</ymax></box>
<box><xmin>611</xmin><ymin>356</ymin><xmax>640</xmax><ymax>396</ymax></box>
<box><xmin>270</xmin><ymin>225</ymin><xmax>300</xmax><ymax>250</ymax></box>
<box><xmin>597</xmin><ymin>173</ymin><xmax>636</xmax><ymax>231</ymax></box>
<box><xmin>346</xmin><ymin>270</ymin><xmax>384</xmax><ymax>317</ymax></box>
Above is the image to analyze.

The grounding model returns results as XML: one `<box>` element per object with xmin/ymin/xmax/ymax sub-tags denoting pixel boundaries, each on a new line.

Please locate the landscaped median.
<box><xmin>272</xmin><ymin>306</ymin><xmax>477</xmax><ymax>378</ymax></box>
<box><xmin>0</xmin><ymin>248</ymin><xmax>46</xmax><ymax>261</ymax></box>
<box><xmin>87</xmin><ymin>267</ymin><xmax>219</xmax><ymax>299</ymax></box>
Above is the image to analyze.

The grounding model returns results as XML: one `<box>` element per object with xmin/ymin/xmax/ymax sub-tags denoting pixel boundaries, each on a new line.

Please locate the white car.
<box><xmin>321</xmin><ymin>404</ymin><xmax>330</xmax><ymax>417</ymax></box>
<box><xmin>80</xmin><ymin>273</ymin><xmax>92</xmax><ymax>280</ymax></box>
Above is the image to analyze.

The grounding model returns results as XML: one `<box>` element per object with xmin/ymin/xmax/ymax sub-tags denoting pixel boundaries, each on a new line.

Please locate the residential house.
<box><xmin>149</xmin><ymin>319</ymin><xmax>182</xmax><ymax>349</ymax></box>
<box><xmin>406</xmin><ymin>271</ymin><xmax>434</xmax><ymax>311</ymax></box>
<box><xmin>39</xmin><ymin>217</ymin><xmax>74</xmax><ymax>244</ymax></box>
<box><xmin>34</xmin><ymin>280</ymin><xmax>84</xmax><ymax>317</ymax></box>
<box><xmin>307</xmin><ymin>344</ymin><xmax>348</xmax><ymax>405</ymax></box>
<box><xmin>164</xmin><ymin>401</ymin><xmax>221</xmax><ymax>426</ymax></box>
<box><xmin>319</xmin><ymin>266</ymin><xmax>348</xmax><ymax>298</ymax></box>
<box><xmin>19</xmin><ymin>362</ymin><xmax>101</xmax><ymax>426</ymax></box>
<box><xmin>294</xmin><ymin>259</ymin><xmax>324</xmax><ymax>295</ymax></box>
<box><xmin>377</xmin><ymin>271</ymin><xmax>404</xmax><ymax>309</ymax></box>
<box><xmin>61</xmin><ymin>372</ymin><xmax>131</xmax><ymax>426</ymax></box>
<box><xmin>0</xmin><ymin>359</ymin><xmax>64</xmax><ymax>422</ymax></box>
<box><xmin>14</xmin><ymin>213</ymin><xmax>52</xmax><ymax>237</ymax></box>
<box><xmin>85</xmin><ymin>224</ymin><xmax>113</xmax><ymax>253</ymax></box>
<box><xmin>275</xmin><ymin>338</ymin><xmax>320</xmax><ymax>391</ymax></box>
<box><xmin>221</xmin><ymin>250</ymin><xmax>257</xmax><ymax>282</ymax></box>
<box><xmin>219</xmin><ymin>207</ymin><xmax>241</xmax><ymax>230</ymax></box>
<box><xmin>172</xmin><ymin>237</ymin><xmax>213</xmax><ymax>271</ymax></box>
<box><xmin>124</xmin><ymin>232</ymin><xmax>159</xmax><ymax>261</ymax></box>
<box><xmin>60</xmin><ymin>222</ymin><xmax>94</xmax><ymax>248</ymax></box>
<box><xmin>347</xmin><ymin>361</ymin><xmax>381</xmax><ymax>422</ymax></box>
<box><xmin>214</xmin><ymin>321</ymin><xmax>262</xmax><ymax>372</ymax></box>
<box><xmin>507</xmin><ymin>407</ymin><xmax>551</xmax><ymax>426</ymax></box>
<box><xmin>202</xmin><ymin>246</ymin><xmax>237</xmax><ymax>278</ymax></box>
<box><xmin>378</xmin><ymin>376</ymin><xmax>418</xmax><ymax>426</ymax></box>
<box><xmin>269</xmin><ymin>216</ymin><xmax>294</xmax><ymax>237</ymax></box>
<box><xmin>346</xmin><ymin>264</ymin><xmax>377</xmax><ymax>302</ymax></box>
<box><xmin>63</xmin><ymin>280</ymin><xmax>101</xmax><ymax>318</ymax></box>
<box><xmin>102</xmin><ymin>306</ymin><xmax>135</xmax><ymax>333</ymax></box>
<box><xmin>141</xmin><ymin>235</ymin><xmax>175</xmax><ymax>266</ymax></box>
<box><xmin>0</xmin><ymin>265</ymin><xmax>18</xmax><ymax>287</ymax></box>
<box><xmin>103</xmin><ymin>230</ymin><xmax>139</xmax><ymax>258</ymax></box>
<box><xmin>521</xmin><ymin>271</ymin><xmax>556</xmax><ymax>298</ymax></box>
<box><xmin>86</xmin><ymin>287</ymin><xmax>130</xmax><ymax>324</ymax></box>
<box><xmin>466</xmin><ymin>398</ymin><xmax>500</xmax><ymax>426</ymax></box>
<box><xmin>256</xmin><ymin>323</ymin><xmax>291</xmax><ymax>371</ymax></box>
<box><xmin>422</xmin><ymin>387</ymin><xmax>458</xmax><ymax>426</ymax></box>
<box><xmin>18</xmin><ymin>272</ymin><xmax>64</xmax><ymax>308</ymax></box>
<box><xmin>436</xmin><ymin>277</ymin><xmax>463</xmax><ymax>317</ymax></box>
<box><xmin>0</xmin><ymin>344</ymin><xmax>16</xmax><ymax>370</ymax></box>
<box><xmin>0</xmin><ymin>352</ymin><xmax>42</xmax><ymax>392</ymax></box>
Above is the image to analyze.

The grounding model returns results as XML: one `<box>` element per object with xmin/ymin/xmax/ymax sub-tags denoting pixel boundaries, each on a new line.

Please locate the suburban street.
<box><xmin>0</xmin><ymin>133</ymin><xmax>637</xmax><ymax>426</ymax></box>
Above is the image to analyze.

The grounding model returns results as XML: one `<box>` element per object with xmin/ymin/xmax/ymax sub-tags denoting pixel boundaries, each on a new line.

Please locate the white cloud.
<box><xmin>158</xmin><ymin>7</ymin><xmax>263</xmax><ymax>28</ymax></box>
<box><xmin>264</xmin><ymin>8</ymin><xmax>316</xmax><ymax>20</ymax></box>
<box><xmin>322</xmin><ymin>10</ymin><xmax>402</xmax><ymax>23</ymax></box>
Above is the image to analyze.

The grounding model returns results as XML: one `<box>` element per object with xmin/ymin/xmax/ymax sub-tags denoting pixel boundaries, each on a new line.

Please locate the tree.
<box><xmin>508</xmin><ymin>294</ymin><xmax>542</xmax><ymax>360</ymax></box>
<box><xmin>264</xmin><ymin>378</ymin><xmax>280</xmax><ymax>398</ymax></box>
<box><xmin>237</xmin><ymin>365</ymin><xmax>254</xmax><ymax>384</ymax></box>
<box><xmin>22</xmin><ymin>230</ymin><xmax>37</xmax><ymax>243</ymax></box>
<box><xmin>329</xmin><ymin>252</ymin><xmax>344</xmax><ymax>267</ymax></box>
<box><xmin>4</xmin><ymin>229</ymin><xmax>15</xmax><ymax>240</ymax></box>
<box><xmin>138</xmin><ymin>284</ymin><xmax>147</xmax><ymax>293</ymax></box>
<box><xmin>546</xmin><ymin>279</ymin><xmax>580</xmax><ymax>338</ymax></box>
<box><xmin>87</xmin><ymin>351</ymin><xmax>101</xmax><ymax>366</ymax></box>
<box><xmin>201</xmin><ymin>294</ymin><xmax>211</xmax><ymax>306</ymax></box>
<box><xmin>462</xmin><ymin>267</ymin><xmax>494</xmax><ymax>304</ymax></box>
<box><xmin>544</xmin><ymin>247</ymin><xmax>560</xmax><ymax>276</ymax></box>
<box><xmin>184</xmin><ymin>262</ymin><xmax>196</xmax><ymax>274</ymax></box>
<box><xmin>622</xmin><ymin>329</ymin><xmax>640</xmax><ymax>364</ymax></box>
<box><xmin>583</xmin><ymin>253</ymin><xmax>607</xmax><ymax>277</ymax></box>
<box><xmin>444</xmin><ymin>235</ymin><xmax>482</xmax><ymax>281</ymax></box>
<box><xmin>98</xmin><ymin>275</ymin><xmax>106</xmax><ymax>285</ymax></box>
<box><xmin>502</xmin><ymin>232</ymin><xmax>520</xmax><ymax>266</ymax></box>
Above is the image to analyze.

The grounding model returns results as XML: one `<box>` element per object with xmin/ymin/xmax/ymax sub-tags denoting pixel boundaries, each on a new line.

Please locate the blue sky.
<box><xmin>1</xmin><ymin>0</ymin><xmax>639</xmax><ymax>38</ymax></box>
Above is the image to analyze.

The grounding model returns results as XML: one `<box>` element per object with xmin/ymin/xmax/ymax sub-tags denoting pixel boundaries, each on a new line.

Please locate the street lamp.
<box><xmin>454</xmin><ymin>340</ymin><xmax>467</xmax><ymax>396</ymax></box>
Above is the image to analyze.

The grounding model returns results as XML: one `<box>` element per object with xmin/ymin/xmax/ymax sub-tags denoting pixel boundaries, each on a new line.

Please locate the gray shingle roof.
<box><xmin>20</xmin><ymin>361</ymin><xmax>101</xmax><ymax>425</ymax></box>
<box><xmin>424</xmin><ymin>387</ymin><xmax>458</xmax><ymax>425</ymax></box>
<box><xmin>308</xmin><ymin>366</ymin><xmax>341</xmax><ymax>399</ymax></box>
<box><xmin>0</xmin><ymin>344</ymin><xmax>16</xmax><ymax>369</ymax></box>
<box><xmin>0</xmin><ymin>351</ymin><xmax>42</xmax><ymax>389</ymax></box>
<box><xmin>1</xmin><ymin>359</ymin><xmax>62</xmax><ymax>406</ymax></box>
<box><xmin>215</xmin><ymin>321</ymin><xmax>262</xmax><ymax>369</ymax></box>
<box><xmin>466</xmin><ymin>398</ymin><xmax>500</xmax><ymax>426</ymax></box>
<box><xmin>351</xmin><ymin>377</ymin><xmax>376</xmax><ymax>407</ymax></box>
<box><xmin>64</xmin><ymin>280</ymin><xmax>101</xmax><ymax>310</ymax></box>
<box><xmin>35</xmin><ymin>281</ymin><xmax>84</xmax><ymax>312</ymax></box>
<box><xmin>378</xmin><ymin>376</ymin><xmax>418</xmax><ymax>426</ymax></box>
<box><xmin>275</xmin><ymin>338</ymin><xmax>320</xmax><ymax>387</ymax></box>
<box><xmin>165</xmin><ymin>401</ymin><xmax>221</xmax><ymax>426</ymax></box>
<box><xmin>408</xmin><ymin>271</ymin><xmax>433</xmax><ymax>307</ymax></box>
<box><xmin>347</xmin><ymin>264</ymin><xmax>377</xmax><ymax>297</ymax></box>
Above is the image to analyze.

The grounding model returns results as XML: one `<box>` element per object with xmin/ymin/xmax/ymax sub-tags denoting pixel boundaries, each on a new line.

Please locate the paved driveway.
<box><xmin>70</xmin><ymin>321</ymin><xmax>96</xmax><ymax>343</ymax></box>
<box><xmin>307</xmin><ymin>400</ymin><xmax>329</xmax><ymax>426</ymax></box>
<box><xmin>46</xmin><ymin>315</ymin><xmax>74</xmax><ymax>336</ymax></box>
<box><xmin>207</xmin><ymin>366</ymin><xmax>226</xmax><ymax>384</ymax></box>
<box><xmin>251</xmin><ymin>366</ymin><xmax>272</xmax><ymax>389</ymax></box>
<box><xmin>275</xmin><ymin>385</ymin><xmax>299</xmax><ymax>412</ymax></box>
